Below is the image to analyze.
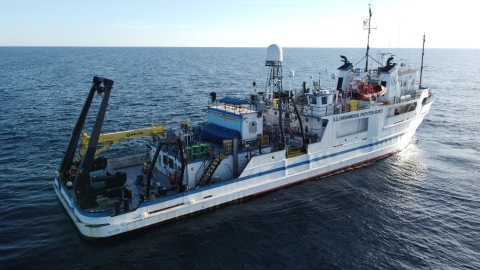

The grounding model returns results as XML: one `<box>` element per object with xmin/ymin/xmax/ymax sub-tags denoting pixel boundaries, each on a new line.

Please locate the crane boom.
<box><xmin>76</xmin><ymin>125</ymin><xmax>164</xmax><ymax>161</ymax></box>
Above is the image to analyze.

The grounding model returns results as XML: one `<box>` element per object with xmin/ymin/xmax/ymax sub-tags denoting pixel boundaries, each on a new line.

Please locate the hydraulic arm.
<box><xmin>76</xmin><ymin>125</ymin><xmax>164</xmax><ymax>161</ymax></box>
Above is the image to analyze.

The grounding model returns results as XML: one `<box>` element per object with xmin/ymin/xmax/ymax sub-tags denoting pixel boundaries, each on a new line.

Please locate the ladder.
<box><xmin>401</xmin><ymin>103</ymin><xmax>414</xmax><ymax>113</ymax></box>
<box><xmin>196</xmin><ymin>155</ymin><xmax>226</xmax><ymax>188</ymax></box>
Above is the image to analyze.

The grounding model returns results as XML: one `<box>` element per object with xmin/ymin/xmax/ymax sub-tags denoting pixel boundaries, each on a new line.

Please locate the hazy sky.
<box><xmin>0</xmin><ymin>0</ymin><xmax>475</xmax><ymax>48</ymax></box>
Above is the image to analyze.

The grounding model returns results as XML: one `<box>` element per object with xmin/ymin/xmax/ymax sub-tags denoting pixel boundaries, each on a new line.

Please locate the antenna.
<box><xmin>364</xmin><ymin>4</ymin><xmax>377</xmax><ymax>72</ymax></box>
<box><xmin>318</xmin><ymin>70</ymin><xmax>322</xmax><ymax>90</ymax></box>
<box><xmin>419</xmin><ymin>34</ymin><xmax>426</xmax><ymax>87</ymax></box>
<box><xmin>288</xmin><ymin>70</ymin><xmax>294</xmax><ymax>93</ymax></box>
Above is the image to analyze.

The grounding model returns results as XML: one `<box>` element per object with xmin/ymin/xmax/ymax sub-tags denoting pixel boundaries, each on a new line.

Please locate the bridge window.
<box><xmin>163</xmin><ymin>154</ymin><xmax>168</xmax><ymax>166</ymax></box>
<box><xmin>321</xmin><ymin>96</ymin><xmax>328</xmax><ymax>105</ymax></box>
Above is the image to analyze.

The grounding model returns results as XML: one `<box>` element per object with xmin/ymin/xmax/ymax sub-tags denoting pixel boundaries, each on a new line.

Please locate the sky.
<box><xmin>0</xmin><ymin>0</ymin><xmax>476</xmax><ymax>48</ymax></box>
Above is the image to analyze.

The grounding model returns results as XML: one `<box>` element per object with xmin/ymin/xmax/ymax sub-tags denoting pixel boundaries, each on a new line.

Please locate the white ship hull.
<box><xmin>54</xmin><ymin>94</ymin><xmax>433</xmax><ymax>238</ymax></box>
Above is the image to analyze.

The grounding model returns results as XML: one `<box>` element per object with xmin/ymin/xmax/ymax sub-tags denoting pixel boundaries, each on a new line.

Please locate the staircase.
<box><xmin>196</xmin><ymin>155</ymin><xmax>226</xmax><ymax>188</ymax></box>
<box><xmin>401</xmin><ymin>103</ymin><xmax>414</xmax><ymax>113</ymax></box>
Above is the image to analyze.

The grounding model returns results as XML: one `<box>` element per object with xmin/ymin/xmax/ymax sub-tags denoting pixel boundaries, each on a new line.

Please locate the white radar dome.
<box><xmin>265</xmin><ymin>44</ymin><xmax>283</xmax><ymax>63</ymax></box>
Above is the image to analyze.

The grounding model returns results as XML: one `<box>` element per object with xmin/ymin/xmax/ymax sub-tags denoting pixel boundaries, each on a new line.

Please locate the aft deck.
<box><xmin>66</xmin><ymin>159</ymin><xmax>180</xmax><ymax>216</ymax></box>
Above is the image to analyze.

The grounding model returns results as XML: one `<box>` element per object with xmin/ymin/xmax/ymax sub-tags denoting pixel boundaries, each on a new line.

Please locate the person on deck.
<box><xmin>141</xmin><ymin>163</ymin><xmax>149</xmax><ymax>178</ymax></box>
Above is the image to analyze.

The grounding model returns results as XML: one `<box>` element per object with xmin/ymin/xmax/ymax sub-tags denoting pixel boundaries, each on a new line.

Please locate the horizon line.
<box><xmin>0</xmin><ymin>45</ymin><xmax>473</xmax><ymax>49</ymax></box>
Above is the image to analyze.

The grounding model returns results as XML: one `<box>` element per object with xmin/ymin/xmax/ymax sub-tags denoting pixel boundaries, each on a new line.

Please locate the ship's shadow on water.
<box><xmin>0</xmin><ymin>47</ymin><xmax>479</xmax><ymax>269</ymax></box>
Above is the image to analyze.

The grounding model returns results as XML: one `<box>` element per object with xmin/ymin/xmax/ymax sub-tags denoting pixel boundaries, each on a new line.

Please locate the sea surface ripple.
<box><xmin>0</xmin><ymin>47</ymin><xmax>479</xmax><ymax>269</ymax></box>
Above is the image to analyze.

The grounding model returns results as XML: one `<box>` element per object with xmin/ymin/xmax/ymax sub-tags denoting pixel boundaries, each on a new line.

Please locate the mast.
<box><xmin>265</xmin><ymin>44</ymin><xmax>286</xmax><ymax>149</ymax></box>
<box><xmin>265</xmin><ymin>44</ymin><xmax>307</xmax><ymax>154</ymax></box>
<box><xmin>364</xmin><ymin>4</ymin><xmax>375</xmax><ymax>72</ymax></box>
<box><xmin>419</xmin><ymin>34</ymin><xmax>426</xmax><ymax>87</ymax></box>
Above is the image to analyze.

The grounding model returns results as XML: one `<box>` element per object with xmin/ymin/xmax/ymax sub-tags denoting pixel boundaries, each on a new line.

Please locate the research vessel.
<box><xmin>54</xmin><ymin>10</ymin><xmax>434</xmax><ymax>239</ymax></box>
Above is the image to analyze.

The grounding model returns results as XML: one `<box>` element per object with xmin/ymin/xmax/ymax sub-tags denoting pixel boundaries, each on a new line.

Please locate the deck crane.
<box><xmin>76</xmin><ymin>125</ymin><xmax>164</xmax><ymax>161</ymax></box>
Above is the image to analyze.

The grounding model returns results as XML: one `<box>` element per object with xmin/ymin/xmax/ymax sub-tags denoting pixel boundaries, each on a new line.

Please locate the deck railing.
<box><xmin>109</xmin><ymin>151</ymin><xmax>150</xmax><ymax>170</ymax></box>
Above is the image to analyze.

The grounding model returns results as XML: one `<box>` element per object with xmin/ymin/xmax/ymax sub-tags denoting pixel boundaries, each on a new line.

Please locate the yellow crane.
<box><xmin>76</xmin><ymin>125</ymin><xmax>164</xmax><ymax>161</ymax></box>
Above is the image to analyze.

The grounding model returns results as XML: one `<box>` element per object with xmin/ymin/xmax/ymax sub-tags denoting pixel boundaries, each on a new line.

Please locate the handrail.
<box><xmin>194</xmin><ymin>145</ymin><xmax>215</xmax><ymax>185</ymax></box>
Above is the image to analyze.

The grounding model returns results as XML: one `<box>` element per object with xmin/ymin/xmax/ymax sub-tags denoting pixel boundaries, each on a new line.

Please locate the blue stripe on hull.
<box><xmin>63</xmin><ymin>131</ymin><xmax>405</xmax><ymax>218</ymax></box>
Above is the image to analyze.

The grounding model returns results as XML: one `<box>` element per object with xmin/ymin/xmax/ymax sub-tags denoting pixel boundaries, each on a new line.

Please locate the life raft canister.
<box><xmin>68</xmin><ymin>167</ymin><xmax>78</xmax><ymax>177</ymax></box>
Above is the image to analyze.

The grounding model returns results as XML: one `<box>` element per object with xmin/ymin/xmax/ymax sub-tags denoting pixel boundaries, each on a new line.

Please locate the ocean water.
<box><xmin>0</xmin><ymin>46</ymin><xmax>479</xmax><ymax>269</ymax></box>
